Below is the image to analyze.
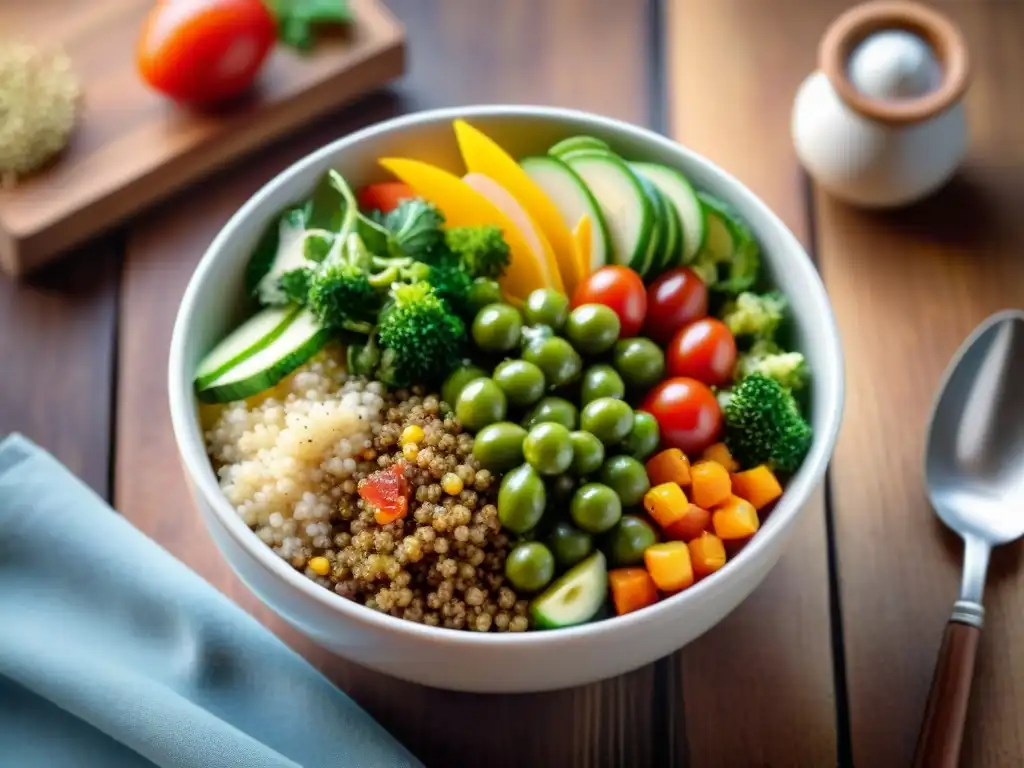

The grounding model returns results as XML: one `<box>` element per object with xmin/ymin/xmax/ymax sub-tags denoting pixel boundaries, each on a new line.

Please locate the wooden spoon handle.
<box><xmin>912</xmin><ymin>619</ymin><xmax>981</xmax><ymax>768</ymax></box>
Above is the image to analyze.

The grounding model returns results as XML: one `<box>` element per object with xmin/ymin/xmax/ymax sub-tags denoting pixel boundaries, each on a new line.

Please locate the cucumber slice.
<box><xmin>530</xmin><ymin>551</ymin><xmax>608</xmax><ymax>629</ymax></box>
<box><xmin>548</xmin><ymin>135</ymin><xmax>610</xmax><ymax>159</ymax></box>
<box><xmin>194</xmin><ymin>305</ymin><xmax>297</xmax><ymax>389</ymax></box>
<box><xmin>640</xmin><ymin>175</ymin><xmax>685</xmax><ymax>279</ymax></box>
<box><xmin>694</xmin><ymin>192</ymin><xmax>760</xmax><ymax>293</ymax></box>
<box><xmin>631</xmin><ymin>162</ymin><xmax>705</xmax><ymax>263</ymax></box>
<box><xmin>196</xmin><ymin>308</ymin><xmax>330</xmax><ymax>404</ymax></box>
<box><xmin>520</xmin><ymin>156</ymin><xmax>610</xmax><ymax>272</ymax></box>
<box><xmin>561</xmin><ymin>150</ymin><xmax>656</xmax><ymax>272</ymax></box>
<box><xmin>633</xmin><ymin>175</ymin><xmax>664</xmax><ymax>278</ymax></box>
<box><xmin>254</xmin><ymin>211</ymin><xmax>315</xmax><ymax>306</ymax></box>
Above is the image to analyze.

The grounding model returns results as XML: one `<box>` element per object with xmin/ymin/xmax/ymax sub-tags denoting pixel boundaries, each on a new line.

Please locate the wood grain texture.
<box><xmin>0</xmin><ymin>248</ymin><xmax>118</xmax><ymax>496</ymax></box>
<box><xmin>666</xmin><ymin>2</ymin><xmax>840</xmax><ymax>765</ymax></box>
<box><xmin>116</xmin><ymin>1</ymin><xmax>660</xmax><ymax>766</ymax></box>
<box><xmin>818</xmin><ymin>2</ymin><xmax>1024</xmax><ymax>766</ymax></box>
<box><xmin>0</xmin><ymin>0</ymin><xmax>404</xmax><ymax>277</ymax></box>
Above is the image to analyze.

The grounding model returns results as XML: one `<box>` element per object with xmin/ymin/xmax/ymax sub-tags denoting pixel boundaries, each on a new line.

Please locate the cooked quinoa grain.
<box><xmin>205</xmin><ymin>349</ymin><xmax>526</xmax><ymax>632</ymax></box>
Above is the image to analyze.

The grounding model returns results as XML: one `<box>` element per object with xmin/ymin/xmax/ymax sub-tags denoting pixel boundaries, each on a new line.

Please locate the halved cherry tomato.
<box><xmin>571</xmin><ymin>265</ymin><xmax>647</xmax><ymax>337</ymax></box>
<box><xmin>643</xmin><ymin>267</ymin><xmax>708</xmax><ymax>344</ymax></box>
<box><xmin>641</xmin><ymin>377</ymin><xmax>722</xmax><ymax>455</ymax></box>
<box><xmin>667</xmin><ymin>318</ymin><xmax>737</xmax><ymax>387</ymax></box>
<box><xmin>137</xmin><ymin>0</ymin><xmax>276</xmax><ymax>105</ymax></box>
<box><xmin>358</xmin><ymin>463</ymin><xmax>410</xmax><ymax>525</ymax></box>
<box><xmin>357</xmin><ymin>182</ymin><xmax>417</xmax><ymax>214</ymax></box>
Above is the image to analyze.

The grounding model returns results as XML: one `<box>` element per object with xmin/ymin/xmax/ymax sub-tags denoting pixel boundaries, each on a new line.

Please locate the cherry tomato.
<box><xmin>357</xmin><ymin>182</ymin><xmax>417</xmax><ymax>214</ymax></box>
<box><xmin>643</xmin><ymin>267</ymin><xmax>708</xmax><ymax>343</ymax></box>
<box><xmin>666</xmin><ymin>318</ymin><xmax>737</xmax><ymax>387</ymax></box>
<box><xmin>137</xmin><ymin>0</ymin><xmax>276</xmax><ymax>105</ymax></box>
<box><xmin>641</xmin><ymin>377</ymin><xmax>722</xmax><ymax>455</ymax></box>
<box><xmin>571</xmin><ymin>266</ymin><xmax>647</xmax><ymax>337</ymax></box>
<box><xmin>358</xmin><ymin>464</ymin><xmax>410</xmax><ymax>525</ymax></box>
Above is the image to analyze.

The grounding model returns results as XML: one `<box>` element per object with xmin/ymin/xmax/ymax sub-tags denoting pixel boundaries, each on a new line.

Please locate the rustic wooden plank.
<box><xmin>116</xmin><ymin>1</ymin><xmax>660</xmax><ymax>765</ymax></box>
<box><xmin>666</xmin><ymin>1</ymin><xmax>840</xmax><ymax>765</ymax></box>
<box><xmin>0</xmin><ymin>0</ymin><xmax>404</xmax><ymax>277</ymax></box>
<box><xmin>817</xmin><ymin>2</ymin><xmax>1024</xmax><ymax>765</ymax></box>
<box><xmin>0</xmin><ymin>246</ymin><xmax>118</xmax><ymax>496</ymax></box>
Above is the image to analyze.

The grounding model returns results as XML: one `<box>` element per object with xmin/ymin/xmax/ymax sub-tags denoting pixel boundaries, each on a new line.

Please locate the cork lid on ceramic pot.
<box><xmin>820</xmin><ymin>0</ymin><xmax>971</xmax><ymax>126</ymax></box>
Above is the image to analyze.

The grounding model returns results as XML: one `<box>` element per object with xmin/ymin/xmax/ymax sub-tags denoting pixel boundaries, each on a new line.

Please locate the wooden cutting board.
<box><xmin>0</xmin><ymin>0</ymin><xmax>405</xmax><ymax>277</ymax></box>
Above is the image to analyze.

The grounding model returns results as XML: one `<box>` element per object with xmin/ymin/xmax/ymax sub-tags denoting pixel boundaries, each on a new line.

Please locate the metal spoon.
<box><xmin>914</xmin><ymin>309</ymin><xmax>1024</xmax><ymax>768</ymax></box>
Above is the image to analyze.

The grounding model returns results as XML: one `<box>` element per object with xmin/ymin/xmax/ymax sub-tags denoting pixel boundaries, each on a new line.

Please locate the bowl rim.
<box><xmin>168</xmin><ymin>104</ymin><xmax>845</xmax><ymax>648</ymax></box>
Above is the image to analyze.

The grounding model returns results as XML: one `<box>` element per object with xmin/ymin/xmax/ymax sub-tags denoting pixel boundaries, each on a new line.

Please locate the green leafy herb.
<box><xmin>266</xmin><ymin>0</ymin><xmax>353</xmax><ymax>51</ymax></box>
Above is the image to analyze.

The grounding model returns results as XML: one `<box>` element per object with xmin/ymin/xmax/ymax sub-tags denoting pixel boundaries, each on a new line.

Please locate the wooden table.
<box><xmin>4</xmin><ymin>1</ymin><xmax>1023</xmax><ymax>764</ymax></box>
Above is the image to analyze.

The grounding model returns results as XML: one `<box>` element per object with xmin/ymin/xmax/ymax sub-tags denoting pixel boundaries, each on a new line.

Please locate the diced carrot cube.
<box><xmin>730</xmin><ymin>465</ymin><xmax>783</xmax><ymax>510</ymax></box>
<box><xmin>688</xmin><ymin>532</ymin><xmax>727</xmax><ymax>578</ymax></box>
<box><xmin>712</xmin><ymin>496</ymin><xmax>760</xmax><ymax>540</ymax></box>
<box><xmin>664</xmin><ymin>503</ymin><xmax>712</xmax><ymax>542</ymax></box>
<box><xmin>701</xmin><ymin>442</ymin><xmax>739</xmax><ymax>473</ymax></box>
<box><xmin>609</xmin><ymin>568</ymin><xmax>659</xmax><ymax>616</ymax></box>
<box><xmin>645</xmin><ymin>448</ymin><xmax>691</xmax><ymax>487</ymax></box>
<box><xmin>643</xmin><ymin>482</ymin><xmax>689</xmax><ymax>529</ymax></box>
<box><xmin>644</xmin><ymin>541</ymin><xmax>694</xmax><ymax>592</ymax></box>
<box><xmin>690</xmin><ymin>460</ymin><xmax>732</xmax><ymax>509</ymax></box>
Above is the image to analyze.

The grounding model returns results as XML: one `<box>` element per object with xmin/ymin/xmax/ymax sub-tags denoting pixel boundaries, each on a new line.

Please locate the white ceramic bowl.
<box><xmin>168</xmin><ymin>105</ymin><xmax>844</xmax><ymax>693</ymax></box>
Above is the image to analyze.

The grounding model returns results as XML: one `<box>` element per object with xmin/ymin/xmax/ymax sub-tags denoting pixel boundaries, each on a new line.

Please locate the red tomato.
<box><xmin>667</xmin><ymin>318</ymin><xmax>737</xmax><ymax>387</ymax></box>
<box><xmin>358</xmin><ymin>464</ymin><xmax>409</xmax><ymax>525</ymax></box>
<box><xmin>643</xmin><ymin>267</ymin><xmax>708</xmax><ymax>343</ymax></box>
<box><xmin>572</xmin><ymin>266</ymin><xmax>647</xmax><ymax>337</ymax></box>
<box><xmin>137</xmin><ymin>0</ymin><xmax>276</xmax><ymax>105</ymax></box>
<box><xmin>641</xmin><ymin>378</ymin><xmax>722</xmax><ymax>455</ymax></box>
<box><xmin>357</xmin><ymin>182</ymin><xmax>417</xmax><ymax>214</ymax></box>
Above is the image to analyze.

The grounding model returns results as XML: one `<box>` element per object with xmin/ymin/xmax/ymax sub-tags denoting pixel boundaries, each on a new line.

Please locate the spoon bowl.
<box><xmin>926</xmin><ymin>309</ymin><xmax>1024</xmax><ymax>547</ymax></box>
<box><xmin>914</xmin><ymin>309</ymin><xmax>1024</xmax><ymax>768</ymax></box>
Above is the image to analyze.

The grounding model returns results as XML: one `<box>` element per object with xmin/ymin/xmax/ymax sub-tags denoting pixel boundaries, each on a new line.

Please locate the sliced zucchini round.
<box><xmin>631</xmin><ymin>162</ymin><xmax>705</xmax><ymax>263</ymax></box>
<box><xmin>548</xmin><ymin>135</ymin><xmax>611</xmax><ymax>160</ymax></box>
<box><xmin>561</xmin><ymin>150</ymin><xmax>656</xmax><ymax>272</ymax></box>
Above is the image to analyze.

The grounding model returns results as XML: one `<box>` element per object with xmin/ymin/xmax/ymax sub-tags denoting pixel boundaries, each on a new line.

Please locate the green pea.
<box><xmin>505</xmin><ymin>542</ymin><xmax>556</xmax><ymax>592</ymax></box>
<box><xmin>523</xmin><ymin>337</ymin><xmax>582</xmax><ymax>388</ymax></box>
<box><xmin>547</xmin><ymin>521</ymin><xmax>594</xmax><ymax>569</ymax></box>
<box><xmin>621</xmin><ymin>411</ymin><xmax>661</xmax><ymax>460</ymax></box>
<box><xmin>498</xmin><ymin>464</ymin><xmax>547</xmax><ymax>534</ymax></box>
<box><xmin>523</xmin><ymin>289</ymin><xmax>570</xmax><ymax>331</ymax></box>
<box><xmin>580</xmin><ymin>397</ymin><xmax>635</xmax><ymax>446</ymax></box>
<box><xmin>492</xmin><ymin>359</ymin><xmax>546</xmax><ymax>408</ymax></box>
<box><xmin>570</xmin><ymin>482</ymin><xmax>622</xmax><ymax>534</ymax></box>
<box><xmin>520</xmin><ymin>323</ymin><xmax>554</xmax><ymax>351</ymax></box>
<box><xmin>472</xmin><ymin>422</ymin><xmax>527</xmax><ymax>472</ymax></box>
<box><xmin>580</xmin><ymin>364</ymin><xmax>626</xmax><ymax>405</ymax></box>
<box><xmin>548</xmin><ymin>473</ymin><xmax>577</xmax><ymax>503</ymax></box>
<box><xmin>612</xmin><ymin>338</ymin><xmax>666</xmax><ymax>390</ymax></box>
<box><xmin>565</xmin><ymin>304</ymin><xmax>621</xmax><ymax>355</ymax></box>
<box><xmin>522</xmin><ymin>396</ymin><xmax>578</xmax><ymax>430</ymax></box>
<box><xmin>569</xmin><ymin>430</ymin><xmax>605</xmax><ymax>477</ymax></box>
<box><xmin>606</xmin><ymin>515</ymin><xmax>657</xmax><ymax>566</ymax></box>
<box><xmin>523</xmin><ymin>423</ymin><xmax>574</xmax><ymax>476</ymax></box>
<box><xmin>472</xmin><ymin>303</ymin><xmax>523</xmax><ymax>352</ymax></box>
<box><xmin>442</xmin><ymin>364</ymin><xmax>488</xmax><ymax>409</ymax></box>
<box><xmin>468</xmin><ymin>278</ymin><xmax>503</xmax><ymax>314</ymax></box>
<box><xmin>598</xmin><ymin>455</ymin><xmax>651</xmax><ymax>507</ymax></box>
<box><xmin>455</xmin><ymin>378</ymin><xmax>507</xmax><ymax>432</ymax></box>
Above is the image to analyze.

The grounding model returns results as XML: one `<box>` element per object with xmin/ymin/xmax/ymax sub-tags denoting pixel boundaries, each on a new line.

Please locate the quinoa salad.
<box><xmin>196</xmin><ymin>121</ymin><xmax>814</xmax><ymax>632</ymax></box>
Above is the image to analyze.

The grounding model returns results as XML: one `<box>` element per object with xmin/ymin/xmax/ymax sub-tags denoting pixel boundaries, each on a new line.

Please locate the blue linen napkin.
<box><xmin>0</xmin><ymin>433</ymin><xmax>423</xmax><ymax>768</ymax></box>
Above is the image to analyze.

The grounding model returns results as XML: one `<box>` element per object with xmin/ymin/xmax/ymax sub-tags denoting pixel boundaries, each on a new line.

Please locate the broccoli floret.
<box><xmin>377</xmin><ymin>282</ymin><xmax>467</xmax><ymax>387</ymax></box>
<box><xmin>427</xmin><ymin>258</ymin><xmax>474</xmax><ymax>316</ymax></box>
<box><xmin>736</xmin><ymin>339</ymin><xmax>808</xmax><ymax>391</ymax></box>
<box><xmin>722</xmin><ymin>372</ymin><xmax>812</xmax><ymax>474</ymax></box>
<box><xmin>278</xmin><ymin>269</ymin><xmax>312</xmax><ymax>305</ymax></box>
<box><xmin>307</xmin><ymin>233</ymin><xmax>379</xmax><ymax>330</ymax></box>
<box><xmin>369</xmin><ymin>199</ymin><xmax>447</xmax><ymax>263</ymax></box>
<box><xmin>445</xmin><ymin>225</ymin><xmax>511</xmax><ymax>279</ymax></box>
<box><xmin>720</xmin><ymin>291</ymin><xmax>787</xmax><ymax>339</ymax></box>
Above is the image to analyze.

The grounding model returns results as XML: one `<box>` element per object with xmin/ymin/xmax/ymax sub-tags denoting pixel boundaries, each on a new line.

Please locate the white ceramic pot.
<box><xmin>168</xmin><ymin>105</ymin><xmax>845</xmax><ymax>693</ymax></box>
<box><xmin>792</xmin><ymin>1</ymin><xmax>971</xmax><ymax>208</ymax></box>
